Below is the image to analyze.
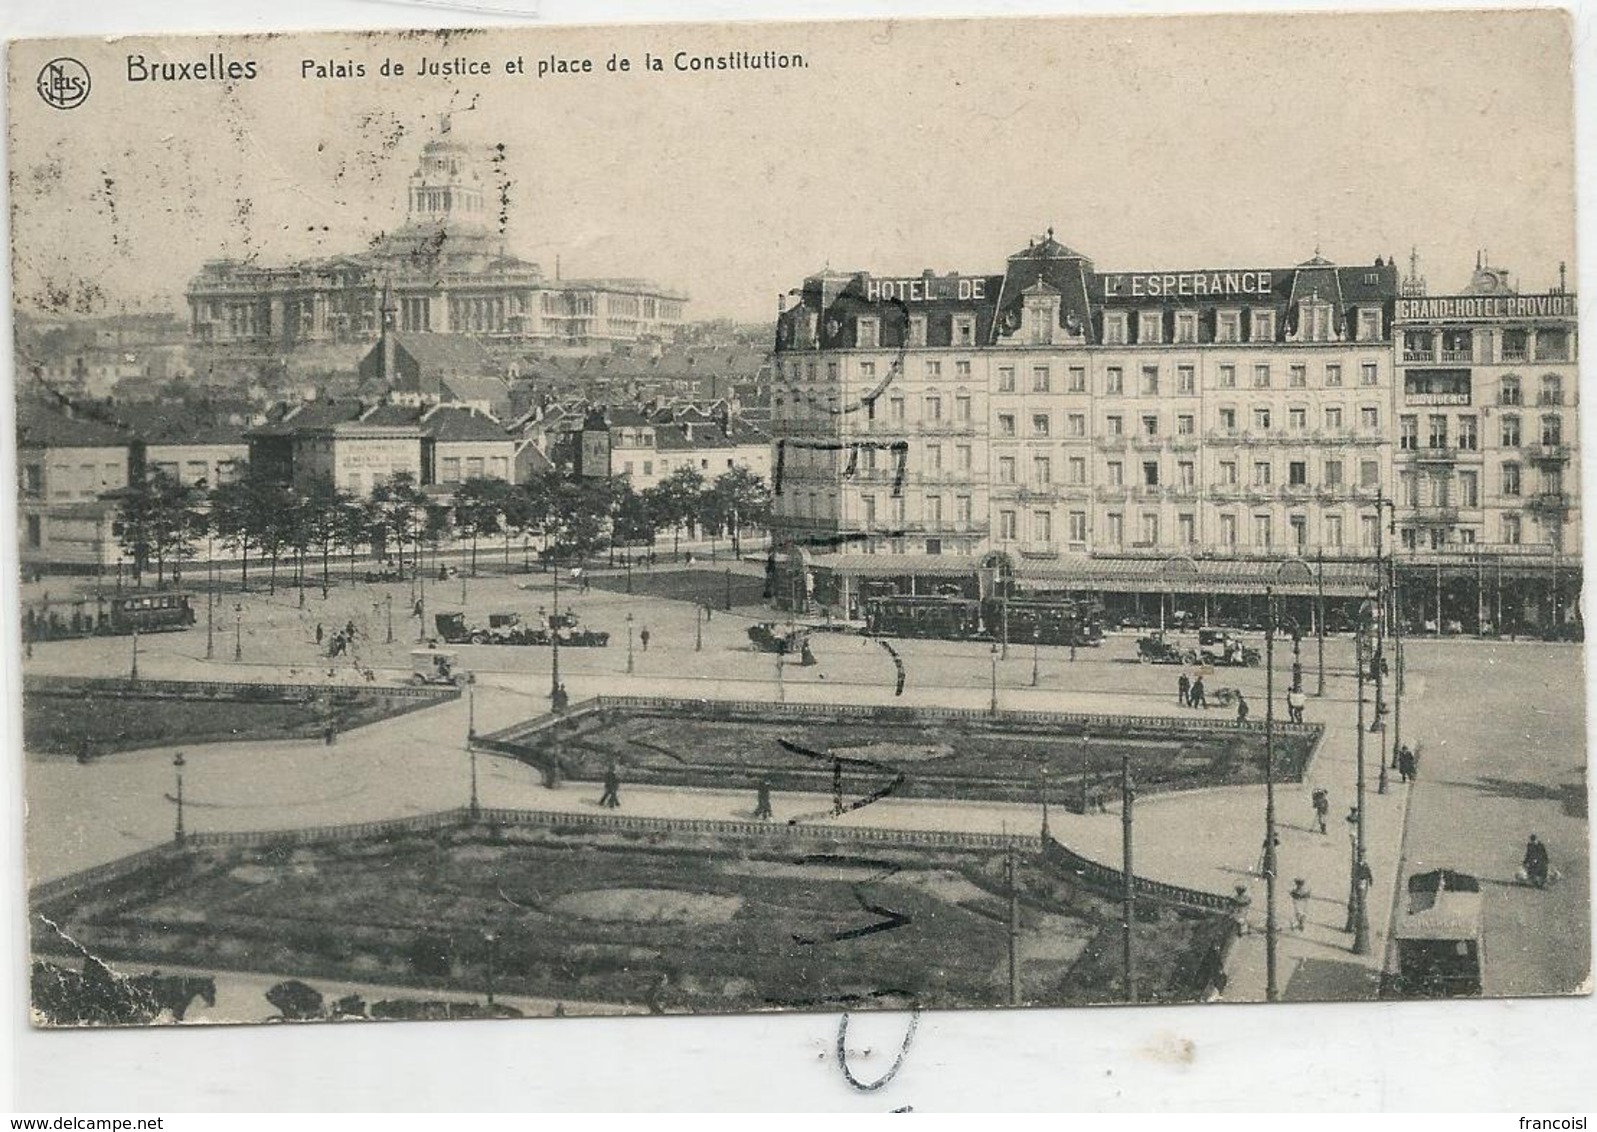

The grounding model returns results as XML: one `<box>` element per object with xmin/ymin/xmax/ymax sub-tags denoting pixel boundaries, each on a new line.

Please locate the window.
<box><xmin>642</xmin><ymin>460</ymin><xmax>654</xmax><ymax>477</ymax></box>
<box><xmin>1358</xmin><ymin>308</ymin><xmax>1381</xmax><ymax>341</ymax></box>
<box><xmin>1459</xmin><ymin>528</ymin><xmax>1476</xmax><ymax>545</ymax></box>
<box><xmin>1069</xmin><ymin>511</ymin><xmax>1088</xmax><ymax>543</ymax></box>
<box><xmin>956</xmin><ymin>360</ymin><xmax>971</xmax><ymax>378</ymax></box>
<box><xmin>1325</xmin><ymin>363</ymin><xmax>1343</xmax><ymax>387</ymax></box>
<box><xmin>1220</xmin><ymin>513</ymin><xmax>1237</xmax><ymax>546</ymax></box>
<box><xmin>890</xmin><ymin>396</ymin><xmax>905</xmax><ymax>422</ymax></box>
<box><xmin>1068</xmin><ymin>413</ymin><xmax>1086</xmax><ymax>437</ymax></box>
<box><xmin>1178</xmin><ymin>513</ymin><xmax>1196</xmax><ymax>545</ymax></box>
<box><xmin>1032</xmin><ymin>366</ymin><xmax>1051</xmax><ymax>393</ymax></box>
<box><xmin>1503</xmin><ymin>514</ymin><xmax>1522</xmax><ymax>544</ymax></box>
<box><xmin>1000</xmin><ymin>510</ymin><xmax>1017</xmax><ymax>540</ymax></box>
<box><xmin>1034</xmin><ymin>511</ymin><xmax>1053</xmax><ymax>542</ymax></box>
<box><xmin>1501</xmin><ymin>415</ymin><xmax>1521</xmax><ymax>447</ymax></box>
<box><xmin>1034</xmin><ymin>457</ymin><xmax>1052</xmax><ymax>484</ymax></box>
<box><xmin>924</xmin><ymin>360</ymin><xmax>942</xmax><ymax>379</ymax></box>
<box><xmin>1140</xmin><ymin>513</ymin><xmax>1160</xmax><ymax>546</ymax></box>
<box><xmin>1177</xmin><ymin>365</ymin><xmax>1195</xmax><ymax>394</ymax></box>
<box><xmin>1502</xmin><ymin>463</ymin><xmax>1521</xmax><ymax>496</ymax></box>
<box><xmin>956</xmin><ymin>444</ymin><xmax>972</xmax><ymax>470</ymax></box>
<box><xmin>440</xmin><ymin>456</ymin><xmax>461</xmax><ymax>482</ymax></box>
<box><xmin>1217</xmin><ymin>311</ymin><xmax>1241</xmax><ymax>343</ymax></box>
<box><xmin>953</xmin><ymin>315</ymin><xmax>976</xmax><ymax>345</ymax></box>
<box><xmin>1106</xmin><ymin>414</ymin><xmax>1124</xmax><ymax>435</ymax></box>
<box><xmin>1177</xmin><ymin>414</ymin><xmax>1195</xmax><ymax>435</ymax></box>
<box><xmin>860</xmin><ymin>361</ymin><xmax>876</xmax><ymax>381</ymax></box>
<box><xmin>1105</xmin><ymin>366</ymin><xmax>1124</xmax><ymax>394</ymax></box>
<box><xmin>1140</xmin><ymin>365</ymin><xmax>1159</xmax><ymax>395</ymax></box>
<box><xmin>1537</xmin><ymin>330</ymin><xmax>1569</xmax><ymax>361</ymax></box>
<box><xmin>998</xmin><ymin>366</ymin><xmax>1016</xmax><ymax>392</ymax></box>
<box><xmin>1104</xmin><ymin>312</ymin><xmax>1129</xmax><ymax>344</ymax></box>
<box><xmin>1288</xmin><ymin>408</ymin><xmax>1307</xmax><ymax>432</ymax></box>
<box><xmin>1253</xmin><ymin>515</ymin><xmax>1272</xmax><ymax>548</ymax></box>
<box><xmin>1289</xmin><ymin>460</ymin><xmax>1307</xmax><ymax>487</ymax></box>
<box><xmin>956</xmin><ymin>495</ymin><xmax>972</xmax><ymax>523</ymax></box>
<box><xmin>1253</xmin><ymin>364</ymin><xmax>1271</xmax><ymax>388</ymax></box>
<box><xmin>925</xmin><ymin>443</ymin><xmax>942</xmax><ymax>471</ymax></box>
<box><xmin>1289</xmin><ymin>365</ymin><xmax>1307</xmax><ymax>388</ymax></box>
<box><xmin>1219</xmin><ymin>408</ymin><xmax>1237</xmax><ymax>432</ymax></box>
<box><xmin>1032</xmin><ymin>413</ymin><xmax>1050</xmax><ymax>437</ymax></box>
<box><xmin>955</xmin><ymin>395</ymin><xmax>971</xmax><ymax>422</ymax></box>
<box><xmin>1251</xmin><ymin>310</ymin><xmax>1276</xmax><ymax>341</ymax></box>
<box><xmin>1324</xmin><ymin>406</ymin><xmax>1344</xmax><ymax>432</ymax></box>
<box><xmin>1500</xmin><ymin>375</ymin><xmax>1522</xmax><ymax>405</ymax></box>
<box><xmin>1460</xmin><ymin>470</ymin><xmax>1478</xmax><ymax>508</ymax></box>
<box><xmin>1253</xmin><ymin>407</ymin><xmax>1272</xmax><ymax>432</ymax></box>
<box><xmin>1427</xmin><ymin>415</ymin><xmax>1448</xmax><ymax>449</ymax></box>
<box><xmin>908</xmin><ymin>315</ymin><xmax>927</xmax><ymax>346</ymax></box>
<box><xmin>1361</xmin><ymin>406</ymin><xmax>1380</xmax><ymax>430</ymax></box>
<box><xmin>1361</xmin><ymin>362</ymin><xmax>1380</xmax><ymax>386</ymax></box>
<box><xmin>1138</xmin><ymin>310</ymin><xmax>1163</xmax><ymax>344</ymax></box>
<box><xmin>926</xmin><ymin>495</ymin><xmax>943</xmax><ymax>525</ymax></box>
<box><xmin>1399</xmin><ymin>472</ymin><xmax>1419</xmax><ymax>508</ymax></box>
<box><xmin>1178</xmin><ymin>460</ymin><xmax>1195</xmax><ymax>487</ymax></box>
<box><xmin>1541</xmin><ymin>415</ymin><xmax>1562</xmax><ymax>447</ymax></box>
<box><xmin>925</xmin><ymin>395</ymin><xmax>942</xmax><ymax>421</ymax></box>
<box><xmin>1106</xmin><ymin>513</ymin><xmax>1124</xmax><ymax>546</ymax></box>
<box><xmin>998</xmin><ymin>413</ymin><xmax>1016</xmax><ymax>437</ymax></box>
<box><xmin>1499</xmin><ymin>328</ymin><xmax>1529</xmax><ymax>361</ymax></box>
<box><xmin>1174</xmin><ymin>311</ymin><xmax>1198</xmax><ymax>344</ymax></box>
<box><xmin>862</xmin><ymin>495</ymin><xmax>877</xmax><ymax>526</ymax></box>
<box><xmin>1290</xmin><ymin>515</ymin><xmax>1308</xmax><ymax>551</ymax></box>
<box><xmin>1540</xmin><ymin>374</ymin><xmax>1564</xmax><ymax>405</ymax></box>
<box><xmin>1324</xmin><ymin>459</ymin><xmax>1344</xmax><ymax>488</ymax></box>
<box><xmin>1068</xmin><ymin>366</ymin><xmax>1087</xmax><ymax>392</ymax></box>
<box><xmin>1219</xmin><ymin>364</ymin><xmax>1237</xmax><ymax>388</ymax></box>
<box><xmin>22</xmin><ymin>464</ymin><xmax>42</xmax><ymax>498</ymax></box>
<box><xmin>1457</xmin><ymin>415</ymin><xmax>1478</xmax><ymax>451</ymax></box>
<box><xmin>827</xmin><ymin>362</ymin><xmax>841</xmax><ymax>382</ymax></box>
<box><xmin>1141</xmin><ymin>414</ymin><xmax>1159</xmax><ymax>437</ymax></box>
<box><xmin>1069</xmin><ymin>456</ymin><xmax>1087</xmax><ymax>484</ymax></box>
<box><xmin>1142</xmin><ymin>461</ymin><xmax>1160</xmax><ymax>487</ymax></box>
<box><xmin>998</xmin><ymin>457</ymin><xmax>1016</xmax><ymax>484</ymax></box>
<box><xmin>1360</xmin><ymin>460</ymin><xmax>1379</xmax><ymax>488</ymax></box>
<box><xmin>1220</xmin><ymin>461</ymin><xmax>1238</xmax><ymax>486</ymax></box>
<box><xmin>1107</xmin><ymin>461</ymin><xmax>1124</xmax><ymax>486</ymax></box>
<box><xmin>464</xmin><ymin>457</ymin><xmax>486</xmax><ymax>480</ymax></box>
<box><xmin>1325</xmin><ymin>514</ymin><xmax>1343</xmax><ymax>548</ymax></box>
<box><xmin>1253</xmin><ymin>461</ymin><xmax>1272</xmax><ymax>487</ymax></box>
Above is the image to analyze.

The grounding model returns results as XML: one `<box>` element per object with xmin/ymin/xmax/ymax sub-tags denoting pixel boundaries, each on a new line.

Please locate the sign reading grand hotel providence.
<box><xmin>4</xmin><ymin>13</ymin><xmax>1586</xmax><ymax>1096</ymax></box>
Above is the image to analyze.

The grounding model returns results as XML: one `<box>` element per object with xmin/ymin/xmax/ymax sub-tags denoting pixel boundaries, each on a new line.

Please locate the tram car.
<box><xmin>22</xmin><ymin>591</ymin><xmax>197</xmax><ymax>642</ymax></box>
<box><xmin>863</xmin><ymin>594</ymin><xmax>1103</xmax><ymax>646</ymax></box>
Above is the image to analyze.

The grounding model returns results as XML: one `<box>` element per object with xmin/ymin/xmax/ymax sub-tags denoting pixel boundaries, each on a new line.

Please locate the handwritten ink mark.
<box><xmin>837</xmin><ymin>1007</ymin><xmax>921</xmax><ymax>1093</ymax></box>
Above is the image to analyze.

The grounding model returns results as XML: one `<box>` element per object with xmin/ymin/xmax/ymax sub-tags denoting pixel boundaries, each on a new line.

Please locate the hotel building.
<box><xmin>769</xmin><ymin>234</ymin><xmax>1578</xmax><ymax>633</ymax></box>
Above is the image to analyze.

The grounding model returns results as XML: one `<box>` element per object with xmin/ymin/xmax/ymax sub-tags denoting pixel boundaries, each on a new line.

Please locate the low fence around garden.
<box><xmin>1040</xmin><ymin>835</ymin><xmax>1231</xmax><ymax>912</ymax></box>
<box><xmin>24</xmin><ymin>675</ymin><xmax>460</xmax><ymax>705</ymax></box>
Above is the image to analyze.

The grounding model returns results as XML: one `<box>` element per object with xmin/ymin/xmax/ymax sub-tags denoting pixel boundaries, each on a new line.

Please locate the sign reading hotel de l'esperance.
<box><xmin>859</xmin><ymin>271</ymin><xmax>1284</xmax><ymax>303</ymax></box>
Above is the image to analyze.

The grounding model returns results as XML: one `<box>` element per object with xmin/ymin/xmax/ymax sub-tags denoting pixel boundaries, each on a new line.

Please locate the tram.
<box><xmin>22</xmin><ymin>591</ymin><xmax>197</xmax><ymax>642</ymax></box>
<box><xmin>863</xmin><ymin>594</ymin><xmax>1103</xmax><ymax>647</ymax></box>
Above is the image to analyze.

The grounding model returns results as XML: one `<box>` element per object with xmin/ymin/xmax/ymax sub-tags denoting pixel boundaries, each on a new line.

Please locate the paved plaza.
<box><xmin>20</xmin><ymin>564</ymin><xmax>1590</xmax><ymax>1004</ymax></box>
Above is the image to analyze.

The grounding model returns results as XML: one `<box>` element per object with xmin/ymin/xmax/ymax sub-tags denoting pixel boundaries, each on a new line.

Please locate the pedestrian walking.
<box><xmin>1229</xmin><ymin>883</ymin><xmax>1253</xmax><ymax>937</ymax></box>
<box><xmin>1177</xmin><ymin>672</ymin><xmax>1191</xmax><ymax>707</ymax></box>
<box><xmin>1398</xmin><ymin>744</ymin><xmax>1417</xmax><ymax>783</ymax></box>
<box><xmin>754</xmin><ymin>779</ymin><xmax>773</xmax><ymax>820</ymax></box>
<box><xmin>704</xmin><ymin>601</ymin><xmax>713</xmax><ymax>622</ymax></box>
<box><xmin>1235</xmin><ymin>692</ymin><xmax>1249</xmax><ymax>724</ymax></box>
<box><xmin>1287</xmin><ymin>686</ymin><xmax>1306</xmax><ymax>724</ymax></box>
<box><xmin>412</xmin><ymin>598</ymin><xmax>423</xmax><ymax>619</ymax></box>
<box><xmin>315</xmin><ymin>623</ymin><xmax>324</xmax><ymax>646</ymax></box>
<box><xmin>1256</xmin><ymin>831</ymin><xmax>1281</xmax><ymax>876</ymax></box>
<box><xmin>1522</xmin><ymin>834</ymin><xmax>1551</xmax><ymax>888</ymax></box>
<box><xmin>1190</xmin><ymin>675</ymin><xmax>1206</xmax><ymax>710</ymax></box>
<box><xmin>599</xmin><ymin>762</ymin><xmax>621</xmax><ymax>809</ymax></box>
<box><xmin>345</xmin><ymin>620</ymin><xmax>356</xmax><ymax>641</ymax></box>
<box><xmin>1311</xmin><ymin>787</ymin><xmax>1330</xmax><ymax>834</ymax></box>
<box><xmin>1289</xmin><ymin>878</ymin><xmax>1311</xmax><ymax>932</ymax></box>
<box><xmin>640</xmin><ymin>626</ymin><xmax>651</xmax><ymax>652</ymax></box>
<box><xmin>552</xmin><ymin>683</ymin><xmax>570</xmax><ymax>713</ymax></box>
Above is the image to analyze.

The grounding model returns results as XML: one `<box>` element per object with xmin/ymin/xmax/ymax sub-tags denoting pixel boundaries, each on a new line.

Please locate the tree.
<box><xmin>370</xmin><ymin>472</ymin><xmax>428</xmax><ymax>578</ymax></box>
<box><xmin>301</xmin><ymin>476</ymin><xmax>358</xmax><ymax>596</ymax></box>
<box><xmin>650</xmin><ymin>466</ymin><xmax>706</xmax><ymax>559</ymax></box>
<box><xmin>453</xmin><ymin>478</ymin><xmax>511</xmax><ymax>576</ymax></box>
<box><xmin>544</xmin><ymin>476</ymin><xmax>616</xmax><ymax>563</ymax></box>
<box><xmin>209</xmin><ymin>472</ymin><xmax>259</xmax><ymax>590</ymax></box>
<box><xmin>711</xmin><ymin>467</ymin><xmax>772</xmax><ymax>557</ymax></box>
<box><xmin>612</xmin><ymin>484</ymin><xmax>657</xmax><ymax>553</ymax></box>
<box><xmin>116</xmin><ymin>468</ymin><xmax>202</xmax><ymax>587</ymax></box>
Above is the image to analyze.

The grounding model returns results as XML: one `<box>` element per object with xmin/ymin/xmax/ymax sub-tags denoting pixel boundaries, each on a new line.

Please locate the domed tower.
<box><xmin>404</xmin><ymin>114</ymin><xmax>489</xmax><ymax>233</ymax></box>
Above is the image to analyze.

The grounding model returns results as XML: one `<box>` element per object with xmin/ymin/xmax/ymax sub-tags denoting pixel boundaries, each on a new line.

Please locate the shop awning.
<box><xmin>1013</xmin><ymin>555</ymin><xmax>1380</xmax><ymax>598</ymax></box>
<box><xmin>811</xmin><ymin>553</ymin><xmax>981</xmax><ymax>579</ymax></box>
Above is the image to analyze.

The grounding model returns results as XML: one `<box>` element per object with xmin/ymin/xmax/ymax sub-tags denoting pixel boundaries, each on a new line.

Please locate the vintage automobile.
<box><xmin>748</xmin><ymin>622</ymin><xmax>812</xmax><ymax>657</ymax></box>
<box><xmin>1197</xmin><ymin>627</ymin><xmax>1262</xmax><ymax>667</ymax></box>
<box><xmin>409</xmin><ymin>647</ymin><xmax>467</xmax><ymax>686</ymax></box>
<box><xmin>1388</xmin><ymin>869</ymin><xmax>1484</xmax><ymax>998</ymax></box>
<box><xmin>1137</xmin><ymin>632</ymin><xmax>1197</xmax><ymax>665</ymax></box>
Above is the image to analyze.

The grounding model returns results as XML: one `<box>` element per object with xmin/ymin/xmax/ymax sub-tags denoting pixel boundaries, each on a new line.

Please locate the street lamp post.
<box><xmin>695</xmin><ymin>603</ymin><xmax>704</xmax><ymax>653</ymax></box>
<box><xmin>172</xmin><ymin>752</ymin><xmax>186</xmax><ymax>844</ymax></box>
<box><xmin>233</xmin><ymin>603</ymin><xmax>243</xmax><ymax>662</ymax></box>
<box><xmin>1121</xmin><ymin>749</ymin><xmax>1136</xmax><ymax>1004</ymax></box>
<box><xmin>1079</xmin><ymin>734</ymin><xmax>1090</xmax><ymax>815</ymax></box>
<box><xmin>206</xmin><ymin>536</ymin><xmax>215</xmax><ymax>661</ymax></box>
<box><xmin>550</xmin><ymin>561</ymin><xmax>562</xmax><ymax>706</ymax></box>
<box><xmin>989</xmin><ymin>642</ymin><xmax>999</xmax><ymax>715</ymax></box>
<box><xmin>626</xmin><ymin>612</ymin><xmax>635</xmax><ymax>675</ymax></box>
<box><xmin>1349</xmin><ymin>626</ymin><xmax>1372</xmax><ymax>954</ymax></box>
<box><xmin>1263</xmin><ymin>588</ymin><xmax>1279</xmax><ymax>1002</ymax></box>
<box><xmin>1031</xmin><ymin>628</ymin><xmax>1040</xmax><ymax>688</ymax></box>
<box><xmin>1000</xmin><ymin>596</ymin><xmax>1010</xmax><ymax>661</ymax></box>
<box><xmin>130</xmin><ymin>625</ymin><xmax>140</xmax><ymax>681</ymax></box>
<box><xmin>1315</xmin><ymin>549</ymin><xmax>1326</xmax><ymax>697</ymax></box>
<box><xmin>484</xmin><ymin>930</ymin><xmax>498</xmax><ymax>1008</ymax></box>
<box><xmin>626</xmin><ymin>550</ymin><xmax>633</xmax><ymax>595</ymax></box>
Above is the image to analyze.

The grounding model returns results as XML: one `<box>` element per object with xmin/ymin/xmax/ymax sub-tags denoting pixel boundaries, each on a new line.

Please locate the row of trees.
<box><xmin>114</xmin><ymin>463</ymin><xmax>772</xmax><ymax>590</ymax></box>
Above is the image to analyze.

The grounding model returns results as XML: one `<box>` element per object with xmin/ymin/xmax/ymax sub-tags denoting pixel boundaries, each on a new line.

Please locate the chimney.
<box><xmin>1559</xmin><ymin>261</ymin><xmax>1568</xmax><ymax>293</ymax></box>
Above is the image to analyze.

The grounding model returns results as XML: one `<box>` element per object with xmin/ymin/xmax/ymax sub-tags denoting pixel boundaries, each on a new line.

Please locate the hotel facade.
<box><xmin>769</xmin><ymin>235</ymin><xmax>1579</xmax><ymax>634</ymax></box>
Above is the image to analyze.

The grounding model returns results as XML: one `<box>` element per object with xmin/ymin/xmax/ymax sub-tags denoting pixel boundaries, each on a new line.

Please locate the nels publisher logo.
<box><xmin>37</xmin><ymin>57</ymin><xmax>91</xmax><ymax>110</ymax></box>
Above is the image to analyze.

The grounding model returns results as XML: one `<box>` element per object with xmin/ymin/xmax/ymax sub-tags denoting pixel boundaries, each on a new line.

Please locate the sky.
<box><xmin>6</xmin><ymin>10</ymin><xmax>1578</xmax><ymax>324</ymax></box>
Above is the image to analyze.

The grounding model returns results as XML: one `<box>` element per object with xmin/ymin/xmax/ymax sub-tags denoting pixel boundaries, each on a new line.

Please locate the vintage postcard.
<box><xmin>7</xmin><ymin>11</ymin><xmax>1586</xmax><ymax>1030</ymax></box>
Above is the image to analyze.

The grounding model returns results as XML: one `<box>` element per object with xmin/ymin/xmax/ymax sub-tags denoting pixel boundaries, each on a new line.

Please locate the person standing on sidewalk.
<box><xmin>640</xmin><ymin>626</ymin><xmax>651</xmax><ymax>652</ymax></box>
<box><xmin>754</xmin><ymin>779</ymin><xmax>773</xmax><ymax>820</ymax></box>
<box><xmin>1236</xmin><ymin>692</ymin><xmax>1249</xmax><ymax>724</ymax></box>
<box><xmin>1290</xmin><ymin>878</ymin><xmax>1311</xmax><ymax>932</ymax></box>
<box><xmin>1287</xmin><ymin>686</ymin><xmax>1306</xmax><ymax>724</ymax></box>
<box><xmin>1312</xmin><ymin>787</ymin><xmax>1330</xmax><ymax>834</ymax></box>
<box><xmin>1190</xmin><ymin>675</ymin><xmax>1207</xmax><ymax>710</ymax></box>
<box><xmin>599</xmin><ymin>762</ymin><xmax>622</xmax><ymax>809</ymax></box>
<box><xmin>1177</xmin><ymin>672</ymin><xmax>1191</xmax><ymax>707</ymax></box>
<box><xmin>1229</xmin><ymin>884</ymin><xmax>1253</xmax><ymax>936</ymax></box>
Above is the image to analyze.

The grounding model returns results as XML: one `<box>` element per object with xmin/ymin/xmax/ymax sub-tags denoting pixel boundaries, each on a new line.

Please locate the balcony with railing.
<box><xmin>1412</xmin><ymin>505</ymin><xmax>1461</xmax><ymax>526</ymax></box>
<box><xmin>1439</xmin><ymin>348</ymin><xmax>1475</xmax><ymax>364</ymax></box>
<box><xmin>1527</xmin><ymin>492</ymin><xmax>1572</xmax><ymax>516</ymax></box>
<box><xmin>1204</xmin><ymin>429</ymin><xmax>1245</xmax><ymax>445</ymax></box>
<box><xmin>1537</xmin><ymin>392</ymin><xmax>1565</xmax><ymax>406</ymax></box>
<box><xmin>1094</xmin><ymin>485</ymin><xmax>1131</xmax><ymax>502</ymax></box>
<box><xmin>1095</xmin><ymin>435</ymin><xmax>1129</xmax><ymax>452</ymax></box>
<box><xmin>1402</xmin><ymin>349</ymin><xmax>1435</xmax><ymax>363</ymax></box>
<box><xmin>1131</xmin><ymin>434</ymin><xmax>1164</xmax><ymax>452</ymax></box>
<box><xmin>1018</xmin><ymin>540</ymin><xmax>1060</xmax><ymax>559</ymax></box>
<box><xmin>1405</xmin><ymin>445</ymin><xmax>1457</xmax><ymax>465</ymax></box>
<box><xmin>1528</xmin><ymin>444</ymin><xmax>1571</xmax><ymax>465</ymax></box>
<box><xmin>1171</xmin><ymin>433</ymin><xmax>1201</xmax><ymax>450</ymax></box>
